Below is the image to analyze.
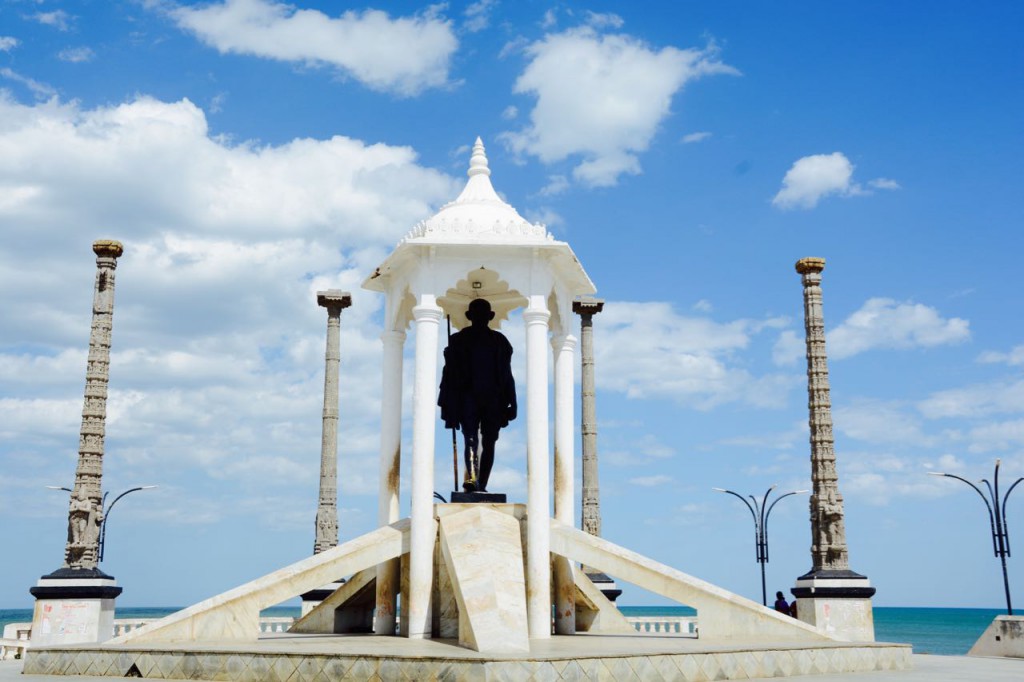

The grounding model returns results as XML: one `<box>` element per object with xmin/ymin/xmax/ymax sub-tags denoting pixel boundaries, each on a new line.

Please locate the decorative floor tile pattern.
<box><xmin>24</xmin><ymin>641</ymin><xmax>912</xmax><ymax>681</ymax></box>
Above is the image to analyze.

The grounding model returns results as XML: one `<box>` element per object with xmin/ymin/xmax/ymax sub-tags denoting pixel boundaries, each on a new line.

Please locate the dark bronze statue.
<box><xmin>438</xmin><ymin>299</ymin><xmax>517</xmax><ymax>492</ymax></box>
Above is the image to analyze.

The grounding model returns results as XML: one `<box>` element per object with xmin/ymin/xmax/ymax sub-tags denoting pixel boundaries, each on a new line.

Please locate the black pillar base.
<box><xmin>586</xmin><ymin>571</ymin><xmax>622</xmax><ymax>603</ymax></box>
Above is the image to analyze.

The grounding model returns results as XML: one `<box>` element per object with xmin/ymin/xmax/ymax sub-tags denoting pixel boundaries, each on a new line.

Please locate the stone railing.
<box><xmin>258</xmin><ymin>617</ymin><xmax>296</xmax><ymax>634</ymax></box>
<box><xmin>625</xmin><ymin>616</ymin><xmax>698</xmax><ymax>636</ymax></box>
<box><xmin>2</xmin><ymin>616</ymin><xmax>301</xmax><ymax>654</ymax></box>
<box><xmin>1</xmin><ymin>624</ymin><xmax>31</xmax><ymax>660</ymax></box>
<box><xmin>112</xmin><ymin>620</ymin><xmax>149</xmax><ymax>637</ymax></box>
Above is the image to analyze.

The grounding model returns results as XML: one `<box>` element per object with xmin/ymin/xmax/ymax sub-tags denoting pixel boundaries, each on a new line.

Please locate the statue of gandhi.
<box><xmin>438</xmin><ymin>298</ymin><xmax>517</xmax><ymax>492</ymax></box>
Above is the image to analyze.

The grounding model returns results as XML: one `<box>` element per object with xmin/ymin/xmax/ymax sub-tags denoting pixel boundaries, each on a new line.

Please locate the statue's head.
<box><xmin>465</xmin><ymin>298</ymin><xmax>495</xmax><ymax>324</ymax></box>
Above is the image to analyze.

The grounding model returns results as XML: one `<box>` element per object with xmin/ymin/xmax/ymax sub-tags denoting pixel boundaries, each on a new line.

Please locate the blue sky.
<box><xmin>1</xmin><ymin>0</ymin><xmax>1023</xmax><ymax>613</ymax></box>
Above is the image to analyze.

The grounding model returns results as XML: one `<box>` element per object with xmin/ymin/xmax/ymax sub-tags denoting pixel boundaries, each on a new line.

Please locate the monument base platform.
<box><xmin>24</xmin><ymin>631</ymin><xmax>911</xmax><ymax>680</ymax></box>
<box><xmin>792</xmin><ymin>572</ymin><xmax>876</xmax><ymax>642</ymax></box>
<box><xmin>28</xmin><ymin>570</ymin><xmax>122</xmax><ymax>647</ymax></box>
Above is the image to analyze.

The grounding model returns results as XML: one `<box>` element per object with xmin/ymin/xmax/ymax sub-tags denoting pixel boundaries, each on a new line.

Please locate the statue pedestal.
<box><xmin>791</xmin><ymin>570</ymin><xmax>876</xmax><ymax>642</ymax></box>
<box><xmin>450</xmin><ymin>491</ymin><xmax>506</xmax><ymax>503</ymax></box>
<box><xmin>29</xmin><ymin>568</ymin><xmax>122</xmax><ymax>646</ymax></box>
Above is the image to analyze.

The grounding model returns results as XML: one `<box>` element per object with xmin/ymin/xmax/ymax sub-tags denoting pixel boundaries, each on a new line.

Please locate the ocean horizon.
<box><xmin>0</xmin><ymin>605</ymin><xmax>1004</xmax><ymax>656</ymax></box>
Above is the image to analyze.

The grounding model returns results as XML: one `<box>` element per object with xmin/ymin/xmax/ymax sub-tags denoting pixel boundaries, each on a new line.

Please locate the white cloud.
<box><xmin>869</xmin><ymin>177</ymin><xmax>901</xmax><ymax>190</ymax></box>
<box><xmin>978</xmin><ymin>345</ymin><xmax>1024</xmax><ymax>366</ymax></box>
<box><xmin>772</xmin><ymin>329</ymin><xmax>804</xmax><ymax>366</ymax></box>
<box><xmin>828</xmin><ymin>298</ymin><xmax>969</xmax><ymax>359</ymax></box>
<box><xmin>774</xmin><ymin>298</ymin><xmax>968</xmax><ymax>364</ymax></box>
<box><xmin>0</xmin><ymin>67</ymin><xmax>56</xmax><ymax>99</ymax></box>
<box><xmin>0</xmin><ymin>37</ymin><xmax>19</xmax><ymax>52</ymax></box>
<box><xmin>538</xmin><ymin>174</ymin><xmax>569</xmax><ymax>196</ymax></box>
<box><xmin>32</xmin><ymin>10</ymin><xmax>72</xmax><ymax>32</ymax></box>
<box><xmin>585</xmin><ymin>12</ymin><xmax>624</xmax><ymax>30</ymax></box>
<box><xmin>58</xmin><ymin>47</ymin><xmax>95</xmax><ymax>63</ymax></box>
<box><xmin>629</xmin><ymin>474</ymin><xmax>673</xmax><ymax>487</ymax></box>
<box><xmin>595</xmin><ymin>301</ymin><xmax>796</xmax><ymax>408</ymax></box>
<box><xmin>772</xmin><ymin>152</ymin><xmax>859</xmax><ymax>209</ymax></box>
<box><xmin>170</xmin><ymin>0</ymin><xmax>458</xmax><ymax>97</ymax></box>
<box><xmin>0</xmin><ymin>93</ymin><xmax>460</xmax><ymax>519</ymax></box>
<box><xmin>463</xmin><ymin>0</ymin><xmax>497</xmax><ymax>33</ymax></box>
<box><xmin>502</xmin><ymin>27</ymin><xmax>737</xmax><ymax>187</ymax></box>
<box><xmin>501</xmin><ymin>105</ymin><xmax>518</xmax><ymax>120</ymax></box>
<box><xmin>918</xmin><ymin>378</ymin><xmax>1024</xmax><ymax>420</ymax></box>
<box><xmin>681</xmin><ymin>131</ymin><xmax>711</xmax><ymax>144</ymax></box>
<box><xmin>522</xmin><ymin>206</ymin><xmax>563</xmax><ymax>227</ymax></box>
<box><xmin>834</xmin><ymin>400</ymin><xmax>934</xmax><ymax>447</ymax></box>
<box><xmin>772</xmin><ymin>152</ymin><xmax>899</xmax><ymax>210</ymax></box>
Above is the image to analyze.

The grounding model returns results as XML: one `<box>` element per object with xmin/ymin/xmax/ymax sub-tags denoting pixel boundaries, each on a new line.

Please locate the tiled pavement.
<box><xmin>17</xmin><ymin>633</ymin><xmax>914</xmax><ymax>681</ymax></box>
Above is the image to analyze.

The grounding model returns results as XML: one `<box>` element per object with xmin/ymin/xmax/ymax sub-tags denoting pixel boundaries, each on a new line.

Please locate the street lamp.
<box><xmin>47</xmin><ymin>485</ymin><xmax>157</xmax><ymax>562</ymax></box>
<box><xmin>928</xmin><ymin>459</ymin><xmax>1023</xmax><ymax>615</ymax></box>
<box><xmin>713</xmin><ymin>485</ymin><xmax>808</xmax><ymax>606</ymax></box>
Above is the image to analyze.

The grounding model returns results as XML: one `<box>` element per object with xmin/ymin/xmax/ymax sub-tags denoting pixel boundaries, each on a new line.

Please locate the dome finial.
<box><xmin>468</xmin><ymin>137</ymin><xmax>490</xmax><ymax>178</ymax></box>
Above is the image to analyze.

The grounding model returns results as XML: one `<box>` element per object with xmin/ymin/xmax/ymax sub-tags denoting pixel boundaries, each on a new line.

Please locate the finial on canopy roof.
<box><xmin>468</xmin><ymin>137</ymin><xmax>491</xmax><ymax>178</ymax></box>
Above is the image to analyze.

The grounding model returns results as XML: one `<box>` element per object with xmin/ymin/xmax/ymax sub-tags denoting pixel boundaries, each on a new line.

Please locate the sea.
<box><xmin>0</xmin><ymin>605</ymin><xmax>1005</xmax><ymax>656</ymax></box>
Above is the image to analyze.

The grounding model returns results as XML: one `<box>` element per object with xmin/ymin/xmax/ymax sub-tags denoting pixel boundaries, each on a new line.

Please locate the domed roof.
<box><xmin>400</xmin><ymin>138</ymin><xmax>551</xmax><ymax>245</ymax></box>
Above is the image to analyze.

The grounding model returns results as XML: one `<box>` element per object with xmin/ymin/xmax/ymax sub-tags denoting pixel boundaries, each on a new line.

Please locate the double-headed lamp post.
<box><xmin>714</xmin><ymin>485</ymin><xmax>808</xmax><ymax>606</ymax></box>
<box><xmin>47</xmin><ymin>485</ymin><xmax>157</xmax><ymax>563</ymax></box>
<box><xmin>928</xmin><ymin>459</ymin><xmax>1023</xmax><ymax>615</ymax></box>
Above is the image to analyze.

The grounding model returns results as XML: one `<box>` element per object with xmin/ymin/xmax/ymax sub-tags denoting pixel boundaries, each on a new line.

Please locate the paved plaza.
<box><xmin>3</xmin><ymin>653</ymin><xmax>1021</xmax><ymax>681</ymax></box>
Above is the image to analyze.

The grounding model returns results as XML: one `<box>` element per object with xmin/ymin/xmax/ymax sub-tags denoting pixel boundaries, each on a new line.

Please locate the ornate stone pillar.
<box><xmin>300</xmin><ymin>291</ymin><xmax>352</xmax><ymax>617</ymax></box>
<box><xmin>66</xmin><ymin>239</ymin><xmax>124</xmax><ymax>570</ymax></box>
<box><xmin>374</xmin><ymin>329</ymin><xmax>405</xmax><ymax>635</ymax></box>
<box><xmin>31</xmin><ymin>240</ymin><xmax>124</xmax><ymax>645</ymax></box>
<box><xmin>791</xmin><ymin>257</ymin><xmax>875</xmax><ymax>641</ymax></box>
<box><xmin>572</xmin><ymin>298</ymin><xmax>620</xmax><ymax>601</ymax></box>
<box><xmin>313</xmin><ymin>290</ymin><xmax>351</xmax><ymax>555</ymax></box>
<box><xmin>407</xmin><ymin>298</ymin><xmax>442</xmax><ymax>639</ymax></box>
<box><xmin>552</xmin><ymin>332</ymin><xmax>577</xmax><ymax>634</ymax></box>
<box><xmin>573</xmin><ymin>298</ymin><xmax>604</xmax><ymax>539</ymax></box>
<box><xmin>524</xmin><ymin>296</ymin><xmax>551</xmax><ymax>640</ymax></box>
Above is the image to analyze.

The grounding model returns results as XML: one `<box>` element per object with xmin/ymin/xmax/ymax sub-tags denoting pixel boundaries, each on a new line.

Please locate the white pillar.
<box><xmin>524</xmin><ymin>298</ymin><xmax>551</xmax><ymax>640</ymax></box>
<box><xmin>552</xmin><ymin>332</ymin><xmax>577</xmax><ymax>634</ymax></box>
<box><xmin>407</xmin><ymin>299</ymin><xmax>442</xmax><ymax>639</ymax></box>
<box><xmin>374</xmin><ymin>329</ymin><xmax>405</xmax><ymax>635</ymax></box>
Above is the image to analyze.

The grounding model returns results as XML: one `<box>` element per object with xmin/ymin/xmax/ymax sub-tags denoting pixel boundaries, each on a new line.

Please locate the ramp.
<box><xmin>112</xmin><ymin>519</ymin><xmax>410</xmax><ymax>643</ymax></box>
<box><xmin>550</xmin><ymin>519</ymin><xmax>833</xmax><ymax>641</ymax></box>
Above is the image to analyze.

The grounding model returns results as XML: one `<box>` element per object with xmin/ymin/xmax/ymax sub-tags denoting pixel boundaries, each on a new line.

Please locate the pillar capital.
<box><xmin>412</xmin><ymin>303</ymin><xmax>443</xmax><ymax>323</ymax></box>
<box><xmin>523</xmin><ymin>307</ymin><xmax>550</xmax><ymax>325</ymax></box>
<box><xmin>317</xmin><ymin>290</ymin><xmax>353</xmax><ymax>311</ymax></box>
<box><xmin>551</xmin><ymin>333</ymin><xmax>578</xmax><ymax>350</ymax></box>
<box><xmin>92</xmin><ymin>240</ymin><xmax>123</xmax><ymax>260</ymax></box>
<box><xmin>795</xmin><ymin>257</ymin><xmax>825</xmax><ymax>277</ymax></box>
<box><xmin>572</xmin><ymin>297</ymin><xmax>605</xmax><ymax>316</ymax></box>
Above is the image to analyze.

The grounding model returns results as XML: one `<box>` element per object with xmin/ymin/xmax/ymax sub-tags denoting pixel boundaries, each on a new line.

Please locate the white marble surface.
<box><xmin>439</xmin><ymin>506</ymin><xmax>529</xmax><ymax>653</ymax></box>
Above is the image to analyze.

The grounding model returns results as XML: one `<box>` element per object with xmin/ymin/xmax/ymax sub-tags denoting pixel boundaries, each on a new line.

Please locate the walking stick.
<box><xmin>447</xmin><ymin>315</ymin><xmax>458</xmax><ymax>492</ymax></box>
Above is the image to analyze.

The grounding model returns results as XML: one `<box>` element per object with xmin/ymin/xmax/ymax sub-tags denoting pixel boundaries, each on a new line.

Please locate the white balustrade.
<box><xmin>624</xmin><ymin>616</ymin><xmax>698</xmax><ymax>636</ymax></box>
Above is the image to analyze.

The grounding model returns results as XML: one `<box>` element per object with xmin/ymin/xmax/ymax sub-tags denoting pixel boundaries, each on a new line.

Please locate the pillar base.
<box><xmin>299</xmin><ymin>580</ymin><xmax>346</xmax><ymax>617</ymax></box>
<box><xmin>585</xmin><ymin>571</ymin><xmax>622</xmax><ymax>603</ymax></box>
<box><xmin>29</xmin><ymin>568</ymin><xmax>122</xmax><ymax>646</ymax></box>
<box><xmin>791</xmin><ymin>569</ymin><xmax>875</xmax><ymax>641</ymax></box>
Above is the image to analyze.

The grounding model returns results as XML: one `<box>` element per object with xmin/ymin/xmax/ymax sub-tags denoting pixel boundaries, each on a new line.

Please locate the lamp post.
<box><xmin>714</xmin><ymin>485</ymin><xmax>808</xmax><ymax>605</ymax></box>
<box><xmin>928</xmin><ymin>459</ymin><xmax>1023</xmax><ymax>615</ymax></box>
<box><xmin>48</xmin><ymin>485</ymin><xmax>157</xmax><ymax>563</ymax></box>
